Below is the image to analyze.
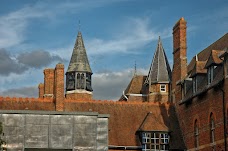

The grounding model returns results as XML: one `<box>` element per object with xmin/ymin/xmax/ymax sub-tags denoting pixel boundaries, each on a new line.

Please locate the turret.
<box><xmin>65</xmin><ymin>31</ymin><xmax>93</xmax><ymax>100</ymax></box>
<box><xmin>144</xmin><ymin>37</ymin><xmax>171</xmax><ymax>102</ymax></box>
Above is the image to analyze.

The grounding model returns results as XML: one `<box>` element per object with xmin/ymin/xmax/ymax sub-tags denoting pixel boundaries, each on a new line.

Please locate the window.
<box><xmin>160</xmin><ymin>85</ymin><xmax>166</xmax><ymax>92</ymax></box>
<box><xmin>208</xmin><ymin>66</ymin><xmax>214</xmax><ymax>84</ymax></box>
<box><xmin>76</xmin><ymin>73</ymin><xmax>81</xmax><ymax>89</ymax></box>
<box><xmin>210</xmin><ymin>113</ymin><xmax>215</xmax><ymax>145</ymax></box>
<box><xmin>194</xmin><ymin>120</ymin><xmax>199</xmax><ymax>150</ymax></box>
<box><xmin>193</xmin><ymin>77</ymin><xmax>197</xmax><ymax>93</ymax></box>
<box><xmin>142</xmin><ymin>132</ymin><xmax>169</xmax><ymax>151</ymax></box>
<box><xmin>66</xmin><ymin>72</ymin><xmax>75</xmax><ymax>90</ymax></box>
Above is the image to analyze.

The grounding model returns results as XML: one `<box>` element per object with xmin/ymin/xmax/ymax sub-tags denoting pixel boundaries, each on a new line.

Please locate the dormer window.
<box><xmin>160</xmin><ymin>84</ymin><xmax>166</xmax><ymax>92</ymax></box>
<box><xmin>193</xmin><ymin>77</ymin><xmax>197</xmax><ymax>93</ymax></box>
<box><xmin>141</xmin><ymin>132</ymin><xmax>169</xmax><ymax>151</ymax></box>
<box><xmin>208</xmin><ymin>66</ymin><xmax>214</xmax><ymax>84</ymax></box>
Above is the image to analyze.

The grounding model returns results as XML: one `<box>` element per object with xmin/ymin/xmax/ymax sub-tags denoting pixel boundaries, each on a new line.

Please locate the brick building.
<box><xmin>0</xmin><ymin>17</ymin><xmax>227</xmax><ymax>151</ymax></box>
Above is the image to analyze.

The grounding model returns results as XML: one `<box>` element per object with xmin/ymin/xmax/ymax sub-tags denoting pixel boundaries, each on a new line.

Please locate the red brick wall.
<box><xmin>54</xmin><ymin>63</ymin><xmax>65</xmax><ymax>111</ymax></box>
<box><xmin>0</xmin><ymin>97</ymin><xmax>55</xmax><ymax>111</ymax></box>
<box><xmin>43</xmin><ymin>68</ymin><xmax>55</xmax><ymax>98</ymax></box>
<box><xmin>177</xmin><ymin>87</ymin><xmax>226</xmax><ymax>150</ymax></box>
<box><xmin>127</xmin><ymin>95</ymin><xmax>146</xmax><ymax>102</ymax></box>
<box><xmin>148</xmin><ymin>83</ymin><xmax>170</xmax><ymax>103</ymax></box>
<box><xmin>66</xmin><ymin>92</ymin><xmax>92</xmax><ymax>101</ymax></box>
<box><xmin>38</xmin><ymin>83</ymin><xmax>44</xmax><ymax>98</ymax></box>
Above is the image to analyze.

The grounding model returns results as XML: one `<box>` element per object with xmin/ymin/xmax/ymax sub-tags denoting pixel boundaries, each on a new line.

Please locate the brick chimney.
<box><xmin>54</xmin><ymin>63</ymin><xmax>65</xmax><ymax>111</ymax></box>
<box><xmin>172</xmin><ymin>17</ymin><xmax>187</xmax><ymax>103</ymax></box>
<box><xmin>38</xmin><ymin>83</ymin><xmax>44</xmax><ymax>98</ymax></box>
<box><xmin>43</xmin><ymin>68</ymin><xmax>55</xmax><ymax>98</ymax></box>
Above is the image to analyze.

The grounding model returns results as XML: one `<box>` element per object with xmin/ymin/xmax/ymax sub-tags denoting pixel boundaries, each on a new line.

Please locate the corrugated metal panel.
<box><xmin>97</xmin><ymin>118</ymin><xmax>108</xmax><ymax>151</ymax></box>
<box><xmin>0</xmin><ymin>112</ymin><xmax>109</xmax><ymax>151</ymax></box>
<box><xmin>73</xmin><ymin>116</ymin><xmax>97</xmax><ymax>151</ymax></box>
<box><xmin>49</xmin><ymin>115</ymin><xmax>73</xmax><ymax>149</ymax></box>
<box><xmin>2</xmin><ymin>114</ymin><xmax>24</xmax><ymax>151</ymax></box>
<box><xmin>25</xmin><ymin>114</ymin><xmax>49</xmax><ymax>148</ymax></box>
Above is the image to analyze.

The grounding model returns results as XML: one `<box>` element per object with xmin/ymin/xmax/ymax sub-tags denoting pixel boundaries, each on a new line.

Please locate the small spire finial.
<box><xmin>78</xmin><ymin>20</ymin><xmax>81</xmax><ymax>31</ymax></box>
<box><xmin>134</xmin><ymin>61</ymin><xmax>137</xmax><ymax>76</ymax></box>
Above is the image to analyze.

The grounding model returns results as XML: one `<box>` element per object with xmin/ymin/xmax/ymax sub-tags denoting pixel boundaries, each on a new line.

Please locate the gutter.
<box><xmin>109</xmin><ymin>145</ymin><xmax>141</xmax><ymax>150</ymax></box>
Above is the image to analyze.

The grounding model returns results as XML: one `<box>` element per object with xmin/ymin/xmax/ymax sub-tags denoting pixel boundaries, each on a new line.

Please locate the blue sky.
<box><xmin>0</xmin><ymin>0</ymin><xmax>227</xmax><ymax>100</ymax></box>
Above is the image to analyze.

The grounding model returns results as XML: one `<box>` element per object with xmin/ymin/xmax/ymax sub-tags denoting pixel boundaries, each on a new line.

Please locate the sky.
<box><xmin>0</xmin><ymin>0</ymin><xmax>227</xmax><ymax>100</ymax></box>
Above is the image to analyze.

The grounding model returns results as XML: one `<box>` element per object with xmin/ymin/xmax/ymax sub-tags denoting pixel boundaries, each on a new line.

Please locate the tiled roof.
<box><xmin>190</xmin><ymin>61</ymin><xmax>207</xmax><ymax>77</ymax></box>
<box><xmin>188</xmin><ymin>33</ymin><xmax>228</xmax><ymax>73</ymax></box>
<box><xmin>64</xmin><ymin>101</ymin><xmax>186</xmax><ymax>150</ymax></box>
<box><xmin>205</xmin><ymin>50</ymin><xmax>224</xmax><ymax>68</ymax></box>
<box><xmin>145</xmin><ymin>37</ymin><xmax>171</xmax><ymax>84</ymax></box>
<box><xmin>119</xmin><ymin>75</ymin><xmax>146</xmax><ymax>101</ymax></box>
<box><xmin>67</xmin><ymin>31</ymin><xmax>92</xmax><ymax>73</ymax></box>
<box><xmin>125</xmin><ymin>75</ymin><xmax>146</xmax><ymax>94</ymax></box>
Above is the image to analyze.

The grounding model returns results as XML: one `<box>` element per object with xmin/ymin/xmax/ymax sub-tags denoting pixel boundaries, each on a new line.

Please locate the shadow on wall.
<box><xmin>158</xmin><ymin>103</ymin><xmax>187</xmax><ymax>150</ymax></box>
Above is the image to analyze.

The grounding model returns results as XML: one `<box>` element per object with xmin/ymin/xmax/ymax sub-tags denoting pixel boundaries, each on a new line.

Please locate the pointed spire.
<box><xmin>145</xmin><ymin>37</ymin><xmax>171</xmax><ymax>84</ymax></box>
<box><xmin>67</xmin><ymin>31</ymin><xmax>92</xmax><ymax>73</ymax></box>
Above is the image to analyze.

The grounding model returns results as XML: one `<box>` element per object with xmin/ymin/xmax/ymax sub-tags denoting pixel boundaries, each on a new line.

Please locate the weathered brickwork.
<box><xmin>43</xmin><ymin>68</ymin><xmax>55</xmax><ymax>98</ymax></box>
<box><xmin>65</xmin><ymin>92</ymin><xmax>92</xmax><ymax>101</ymax></box>
<box><xmin>38</xmin><ymin>83</ymin><xmax>44</xmax><ymax>98</ymax></box>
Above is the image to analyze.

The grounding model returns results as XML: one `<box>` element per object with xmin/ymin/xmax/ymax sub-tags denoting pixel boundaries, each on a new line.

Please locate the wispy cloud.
<box><xmin>0</xmin><ymin>6</ymin><xmax>50</xmax><ymax>48</ymax></box>
<box><xmin>0</xmin><ymin>0</ymin><xmax>126</xmax><ymax>49</ymax></box>
<box><xmin>86</xmin><ymin>17</ymin><xmax>171</xmax><ymax>55</ymax></box>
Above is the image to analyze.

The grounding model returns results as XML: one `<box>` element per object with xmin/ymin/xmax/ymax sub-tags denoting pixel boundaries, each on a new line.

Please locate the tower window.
<box><xmin>160</xmin><ymin>85</ymin><xmax>166</xmax><ymax>92</ymax></box>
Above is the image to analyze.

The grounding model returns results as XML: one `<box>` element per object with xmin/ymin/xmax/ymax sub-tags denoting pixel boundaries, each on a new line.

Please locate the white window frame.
<box><xmin>160</xmin><ymin>84</ymin><xmax>166</xmax><ymax>92</ymax></box>
<box><xmin>142</xmin><ymin>132</ymin><xmax>169</xmax><ymax>151</ymax></box>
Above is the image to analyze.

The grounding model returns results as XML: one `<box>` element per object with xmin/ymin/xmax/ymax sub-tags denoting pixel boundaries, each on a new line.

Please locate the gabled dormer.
<box><xmin>205</xmin><ymin>50</ymin><xmax>224</xmax><ymax>85</ymax></box>
<box><xmin>189</xmin><ymin>58</ymin><xmax>207</xmax><ymax>94</ymax></box>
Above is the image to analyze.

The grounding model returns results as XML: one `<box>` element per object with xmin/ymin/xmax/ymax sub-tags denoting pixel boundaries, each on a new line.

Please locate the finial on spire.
<box><xmin>134</xmin><ymin>61</ymin><xmax>137</xmax><ymax>77</ymax></box>
<box><xmin>78</xmin><ymin>20</ymin><xmax>81</xmax><ymax>31</ymax></box>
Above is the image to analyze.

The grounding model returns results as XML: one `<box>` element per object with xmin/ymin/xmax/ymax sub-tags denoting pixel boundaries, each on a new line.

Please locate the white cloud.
<box><xmin>92</xmin><ymin>68</ymin><xmax>148</xmax><ymax>100</ymax></box>
<box><xmin>0</xmin><ymin>6</ymin><xmax>50</xmax><ymax>49</ymax></box>
<box><xmin>86</xmin><ymin>17</ymin><xmax>171</xmax><ymax>55</ymax></box>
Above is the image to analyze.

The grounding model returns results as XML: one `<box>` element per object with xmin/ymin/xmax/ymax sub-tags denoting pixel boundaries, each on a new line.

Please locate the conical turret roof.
<box><xmin>67</xmin><ymin>31</ymin><xmax>92</xmax><ymax>73</ymax></box>
<box><xmin>145</xmin><ymin>37</ymin><xmax>171</xmax><ymax>84</ymax></box>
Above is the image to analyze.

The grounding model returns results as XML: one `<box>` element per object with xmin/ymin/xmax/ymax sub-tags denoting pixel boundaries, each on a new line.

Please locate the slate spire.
<box><xmin>67</xmin><ymin>31</ymin><xmax>92</xmax><ymax>73</ymax></box>
<box><xmin>66</xmin><ymin>31</ymin><xmax>93</xmax><ymax>92</ymax></box>
<box><xmin>145</xmin><ymin>37</ymin><xmax>171</xmax><ymax>84</ymax></box>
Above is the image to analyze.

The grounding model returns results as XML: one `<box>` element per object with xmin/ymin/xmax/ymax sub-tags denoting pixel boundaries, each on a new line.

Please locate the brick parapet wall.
<box><xmin>0</xmin><ymin>96</ymin><xmax>55</xmax><ymax>110</ymax></box>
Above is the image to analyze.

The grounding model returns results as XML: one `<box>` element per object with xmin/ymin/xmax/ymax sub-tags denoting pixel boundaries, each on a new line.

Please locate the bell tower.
<box><xmin>65</xmin><ymin>31</ymin><xmax>93</xmax><ymax>100</ymax></box>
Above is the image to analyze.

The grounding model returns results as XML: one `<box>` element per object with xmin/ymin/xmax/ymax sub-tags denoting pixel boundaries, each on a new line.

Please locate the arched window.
<box><xmin>210</xmin><ymin>113</ymin><xmax>215</xmax><ymax>144</ymax></box>
<box><xmin>81</xmin><ymin>74</ymin><xmax>85</xmax><ymax>89</ymax></box>
<box><xmin>77</xmin><ymin>73</ymin><xmax>81</xmax><ymax>89</ymax></box>
<box><xmin>194</xmin><ymin>119</ymin><xmax>199</xmax><ymax>150</ymax></box>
